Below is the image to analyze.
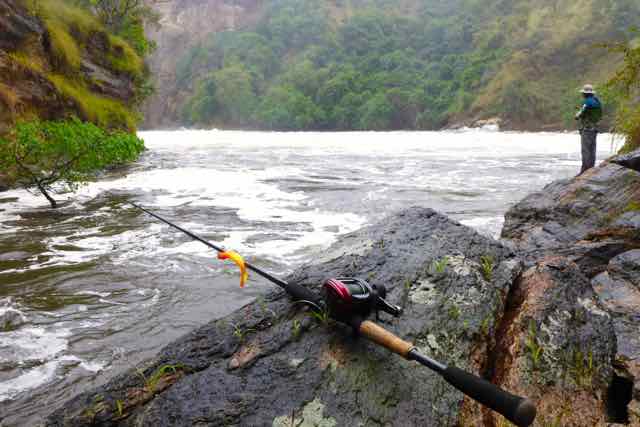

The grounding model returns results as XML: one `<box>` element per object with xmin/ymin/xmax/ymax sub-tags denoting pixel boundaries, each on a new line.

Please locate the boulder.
<box><xmin>592</xmin><ymin>250</ymin><xmax>640</xmax><ymax>425</ymax></box>
<box><xmin>502</xmin><ymin>157</ymin><xmax>640</xmax><ymax>424</ymax></box>
<box><xmin>611</xmin><ymin>148</ymin><xmax>640</xmax><ymax>173</ymax></box>
<box><xmin>46</xmin><ymin>208</ymin><xmax>526</xmax><ymax>426</ymax></box>
<box><xmin>502</xmin><ymin>159</ymin><xmax>640</xmax><ymax>274</ymax></box>
<box><xmin>483</xmin><ymin>257</ymin><xmax>615</xmax><ymax>426</ymax></box>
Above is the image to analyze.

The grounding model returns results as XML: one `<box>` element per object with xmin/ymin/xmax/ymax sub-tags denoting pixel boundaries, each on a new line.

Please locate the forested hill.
<box><xmin>144</xmin><ymin>0</ymin><xmax>639</xmax><ymax>131</ymax></box>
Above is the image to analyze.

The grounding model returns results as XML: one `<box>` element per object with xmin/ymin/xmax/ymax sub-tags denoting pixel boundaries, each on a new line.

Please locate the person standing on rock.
<box><xmin>575</xmin><ymin>84</ymin><xmax>603</xmax><ymax>174</ymax></box>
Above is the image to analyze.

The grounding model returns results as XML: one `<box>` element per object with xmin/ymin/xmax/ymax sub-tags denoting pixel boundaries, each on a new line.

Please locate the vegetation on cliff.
<box><xmin>0</xmin><ymin>0</ymin><xmax>154</xmax><ymax>204</ymax></box>
<box><xmin>174</xmin><ymin>0</ymin><xmax>638</xmax><ymax>131</ymax></box>
<box><xmin>3</xmin><ymin>0</ymin><xmax>152</xmax><ymax>129</ymax></box>
<box><xmin>606</xmin><ymin>33</ymin><xmax>640</xmax><ymax>153</ymax></box>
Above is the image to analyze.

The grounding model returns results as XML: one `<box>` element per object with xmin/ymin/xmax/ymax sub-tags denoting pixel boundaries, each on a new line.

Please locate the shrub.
<box><xmin>0</xmin><ymin>119</ymin><xmax>144</xmax><ymax>207</ymax></box>
<box><xmin>606</xmin><ymin>35</ymin><xmax>640</xmax><ymax>153</ymax></box>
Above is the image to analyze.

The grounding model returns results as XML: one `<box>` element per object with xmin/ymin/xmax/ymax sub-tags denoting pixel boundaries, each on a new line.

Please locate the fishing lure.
<box><xmin>218</xmin><ymin>250</ymin><xmax>249</xmax><ymax>287</ymax></box>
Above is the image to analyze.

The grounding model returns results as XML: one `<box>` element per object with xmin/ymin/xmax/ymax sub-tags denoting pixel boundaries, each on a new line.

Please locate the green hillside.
<box><xmin>173</xmin><ymin>0</ymin><xmax>638</xmax><ymax>131</ymax></box>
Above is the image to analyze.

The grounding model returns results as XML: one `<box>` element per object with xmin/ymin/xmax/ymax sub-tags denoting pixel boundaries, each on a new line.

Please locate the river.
<box><xmin>0</xmin><ymin>130</ymin><xmax>616</xmax><ymax>426</ymax></box>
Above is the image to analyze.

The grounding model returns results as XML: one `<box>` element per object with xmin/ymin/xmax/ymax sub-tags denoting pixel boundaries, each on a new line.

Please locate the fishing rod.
<box><xmin>130</xmin><ymin>203</ymin><xmax>536</xmax><ymax>427</ymax></box>
<box><xmin>129</xmin><ymin>202</ymin><xmax>320</xmax><ymax>305</ymax></box>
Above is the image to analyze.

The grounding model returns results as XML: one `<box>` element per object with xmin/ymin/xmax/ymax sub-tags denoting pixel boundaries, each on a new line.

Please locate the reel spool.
<box><xmin>323</xmin><ymin>277</ymin><xmax>402</xmax><ymax>322</ymax></box>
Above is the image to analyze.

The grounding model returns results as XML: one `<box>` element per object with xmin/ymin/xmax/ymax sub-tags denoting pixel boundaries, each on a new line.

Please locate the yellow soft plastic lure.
<box><xmin>218</xmin><ymin>250</ymin><xmax>249</xmax><ymax>288</ymax></box>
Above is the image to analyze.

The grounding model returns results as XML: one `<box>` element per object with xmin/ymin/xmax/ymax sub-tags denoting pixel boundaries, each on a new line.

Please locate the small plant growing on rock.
<box><xmin>480</xmin><ymin>255</ymin><xmax>495</xmax><ymax>281</ymax></box>
<box><xmin>308</xmin><ymin>307</ymin><xmax>331</xmax><ymax>326</ymax></box>
<box><xmin>625</xmin><ymin>200</ymin><xmax>640</xmax><ymax>213</ymax></box>
<box><xmin>232</xmin><ymin>324</ymin><xmax>255</xmax><ymax>343</ymax></box>
<box><xmin>448</xmin><ymin>304</ymin><xmax>461</xmax><ymax>320</ymax></box>
<box><xmin>115</xmin><ymin>399</ymin><xmax>124</xmax><ymax>417</ymax></box>
<box><xmin>291</xmin><ymin>319</ymin><xmax>302</xmax><ymax>340</ymax></box>
<box><xmin>256</xmin><ymin>297</ymin><xmax>276</xmax><ymax>318</ymax></box>
<box><xmin>83</xmin><ymin>395</ymin><xmax>108</xmax><ymax>421</ymax></box>
<box><xmin>481</xmin><ymin>314</ymin><xmax>491</xmax><ymax>337</ymax></box>
<box><xmin>568</xmin><ymin>348</ymin><xmax>594</xmax><ymax>388</ymax></box>
<box><xmin>144</xmin><ymin>364</ymin><xmax>184</xmax><ymax>392</ymax></box>
<box><xmin>430</xmin><ymin>256</ymin><xmax>449</xmax><ymax>275</ymax></box>
<box><xmin>525</xmin><ymin>320</ymin><xmax>543</xmax><ymax>369</ymax></box>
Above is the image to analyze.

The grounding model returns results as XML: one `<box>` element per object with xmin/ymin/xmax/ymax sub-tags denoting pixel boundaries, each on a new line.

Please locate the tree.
<box><xmin>255</xmin><ymin>85</ymin><xmax>325</xmax><ymax>130</ymax></box>
<box><xmin>358</xmin><ymin>92</ymin><xmax>393</xmax><ymax>130</ymax></box>
<box><xmin>606</xmin><ymin>34</ymin><xmax>640</xmax><ymax>152</ymax></box>
<box><xmin>182</xmin><ymin>74</ymin><xmax>218</xmax><ymax>125</ymax></box>
<box><xmin>0</xmin><ymin>119</ymin><xmax>144</xmax><ymax>208</ymax></box>
<box><xmin>78</xmin><ymin>0</ymin><xmax>159</xmax><ymax>54</ymax></box>
<box><xmin>211</xmin><ymin>64</ymin><xmax>257</xmax><ymax>126</ymax></box>
<box><xmin>80</xmin><ymin>0</ymin><xmax>159</xmax><ymax>32</ymax></box>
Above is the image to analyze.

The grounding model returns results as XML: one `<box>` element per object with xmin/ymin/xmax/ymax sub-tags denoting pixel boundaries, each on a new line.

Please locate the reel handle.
<box><xmin>354</xmin><ymin>320</ymin><xmax>536</xmax><ymax>427</ymax></box>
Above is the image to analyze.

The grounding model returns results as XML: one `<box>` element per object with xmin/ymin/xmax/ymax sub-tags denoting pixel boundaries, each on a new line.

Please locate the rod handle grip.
<box><xmin>442</xmin><ymin>366</ymin><xmax>536</xmax><ymax>427</ymax></box>
<box><xmin>358</xmin><ymin>320</ymin><xmax>414</xmax><ymax>357</ymax></box>
<box><xmin>286</xmin><ymin>282</ymin><xmax>324</xmax><ymax>308</ymax></box>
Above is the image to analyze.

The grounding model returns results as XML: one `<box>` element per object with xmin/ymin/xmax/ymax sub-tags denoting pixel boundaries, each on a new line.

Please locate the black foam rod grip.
<box><xmin>284</xmin><ymin>283</ymin><xmax>323</xmax><ymax>307</ymax></box>
<box><xmin>442</xmin><ymin>366</ymin><xmax>536</xmax><ymax>427</ymax></box>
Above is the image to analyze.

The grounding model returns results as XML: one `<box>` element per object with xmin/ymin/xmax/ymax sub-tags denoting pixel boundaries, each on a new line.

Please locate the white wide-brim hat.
<box><xmin>580</xmin><ymin>84</ymin><xmax>596</xmax><ymax>94</ymax></box>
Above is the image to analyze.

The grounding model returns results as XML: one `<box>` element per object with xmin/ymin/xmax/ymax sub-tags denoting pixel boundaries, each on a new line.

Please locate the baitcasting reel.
<box><xmin>323</xmin><ymin>278</ymin><xmax>402</xmax><ymax>322</ymax></box>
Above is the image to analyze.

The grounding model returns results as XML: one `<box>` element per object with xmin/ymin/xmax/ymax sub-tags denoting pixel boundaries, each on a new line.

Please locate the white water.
<box><xmin>0</xmin><ymin>130</ymin><xmax>617</xmax><ymax>425</ymax></box>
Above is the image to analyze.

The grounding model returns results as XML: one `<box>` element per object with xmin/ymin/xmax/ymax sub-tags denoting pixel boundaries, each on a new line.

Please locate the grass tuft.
<box><xmin>525</xmin><ymin>320</ymin><xmax>543</xmax><ymax>369</ymax></box>
<box><xmin>141</xmin><ymin>364</ymin><xmax>185</xmax><ymax>393</ymax></box>
<box><xmin>291</xmin><ymin>318</ymin><xmax>302</xmax><ymax>340</ymax></box>
<box><xmin>115</xmin><ymin>399</ymin><xmax>124</xmax><ymax>417</ymax></box>
<box><xmin>480</xmin><ymin>255</ymin><xmax>495</xmax><ymax>281</ymax></box>
<box><xmin>107</xmin><ymin>35</ymin><xmax>145</xmax><ymax>78</ymax></box>
<box><xmin>47</xmin><ymin>74</ymin><xmax>138</xmax><ymax>130</ymax></box>
<box><xmin>430</xmin><ymin>256</ymin><xmax>449</xmax><ymax>275</ymax></box>
<box><xmin>8</xmin><ymin>51</ymin><xmax>45</xmax><ymax>73</ymax></box>
<box><xmin>624</xmin><ymin>200</ymin><xmax>640</xmax><ymax>213</ymax></box>
<box><xmin>47</xmin><ymin>22</ymin><xmax>82</xmax><ymax>71</ymax></box>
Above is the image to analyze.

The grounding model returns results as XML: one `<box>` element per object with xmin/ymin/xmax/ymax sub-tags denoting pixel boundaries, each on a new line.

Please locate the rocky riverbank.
<box><xmin>45</xmin><ymin>150</ymin><xmax>640</xmax><ymax>426</ymax></box>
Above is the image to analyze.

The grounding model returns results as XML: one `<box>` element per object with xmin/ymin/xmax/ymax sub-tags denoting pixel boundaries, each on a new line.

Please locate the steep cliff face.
<box><xmin>143</xmin><ymin>0</ymin><xmax>264</xmax><ymax>129</ymax></box>
<box><xmin>0</xmin><ymin>0</ymin><xmax>142</xmax><ymax>135</ymax></box>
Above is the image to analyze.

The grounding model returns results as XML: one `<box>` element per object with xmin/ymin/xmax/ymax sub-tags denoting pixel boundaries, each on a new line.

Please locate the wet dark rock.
<box><xmin>46</xmin><ymin>207</ymin><xmax>523</xmax><ymax>426</ymax></box>
<box><xmin>82</xmin><ymin>59</ymin><xmax>135</xmax><ymax>100</ymax></box>
<box><xmin>480</xmin><ymin>257</ymin><xmax>615</xmax><ymax>426</ymax></box>
<box><xmin>0</xmin><ymin>0</ymin><xmax>42</xmax><ymax>50</ymax></box>
<box><xmin>611</xmin><ymin>148</ymin><xmax>640</xmax><ymax>173</ymax></box>
<box><xmin>502</xmin><ymin>160</ymin><xmax>640</xmax><ymax>265</ymax></box>
<box><xmin>608</xmin><ymin>249</ymin><xmax>640</xmax><ymax>287</ymax></box>
<box><xmin>592</xmin><ymin>250</ymin><xmax>640</xmax><ymax>425</ymax></box>
<box><xmin>613</xmin><ymin>211</ymin><xmax>640</xmax><ymax>230</ymax></box>
<box><xmin>503</xmin><ymin>157</ymin><xmax>640</xmax><ymax>424</ymax></box>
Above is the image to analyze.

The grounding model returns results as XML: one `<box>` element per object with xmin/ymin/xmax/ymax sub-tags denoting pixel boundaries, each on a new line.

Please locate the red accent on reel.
<box><xmin>324</xmin><ymin>278</ymin><xmax>352</xmax><ymax>303</ymax></box>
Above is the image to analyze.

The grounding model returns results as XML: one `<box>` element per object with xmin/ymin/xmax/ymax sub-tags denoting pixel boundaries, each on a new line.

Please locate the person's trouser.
<box><xmin>580</xmin><ymin>129</ymin><xmax>597</xmax><ymax>174</ymax></box>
